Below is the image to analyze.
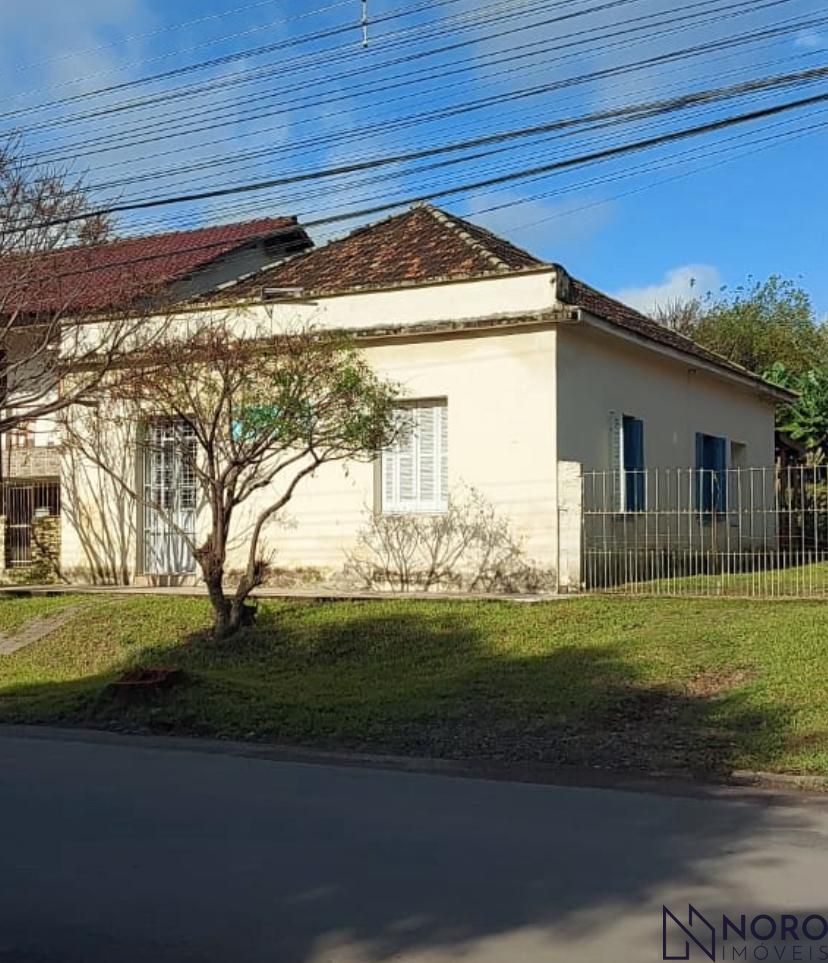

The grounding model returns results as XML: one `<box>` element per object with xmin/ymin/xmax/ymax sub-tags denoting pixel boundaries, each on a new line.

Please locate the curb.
<box><xmin>2</xmin><ymin>723</ymin><xmax>827</xmax><ymax>806</ymax></box>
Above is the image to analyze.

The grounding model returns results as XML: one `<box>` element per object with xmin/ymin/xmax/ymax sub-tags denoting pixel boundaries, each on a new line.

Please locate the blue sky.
<box><xmin>1</xmin><ymin>0</ymin><xmax>826</xmax><ymax>316</ymax></box>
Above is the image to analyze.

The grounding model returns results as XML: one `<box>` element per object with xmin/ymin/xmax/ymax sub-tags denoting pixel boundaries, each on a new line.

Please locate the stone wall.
<box><xmin>31</xmin><ymin>514</ymin><xmax>61</xmax><ymax>582</ymax></box>
<box><xmin>0</xmin><ymin>512</ymin><xmax>61</xmax><ymax>585</ymax></box>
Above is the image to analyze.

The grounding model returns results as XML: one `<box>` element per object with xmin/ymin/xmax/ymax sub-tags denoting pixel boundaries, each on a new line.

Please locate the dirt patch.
<box><xmin>685</xmin><ymin>668</ymin><xmax>754</xmax><ymax>698</ymax></box>
<box><xmin>784</xmin><ymin>730</ymin><xmax>828</xmax><ymax>754</ymax></box>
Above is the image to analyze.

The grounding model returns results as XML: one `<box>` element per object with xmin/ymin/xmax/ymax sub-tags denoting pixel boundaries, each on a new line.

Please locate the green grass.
<box><xmin>612</xmin><ymin>559</ymin><xmax>828</xmax><ymax>598</ymax></box>
<box><xmin>0</xmin><ymin>594</ymin><xmax>83</xmax><ymax>632</ymax></box>
<box><xmin>1</xmin><ymin>593</ymin><xmax>827</xmax><ymax>777</ymax></box>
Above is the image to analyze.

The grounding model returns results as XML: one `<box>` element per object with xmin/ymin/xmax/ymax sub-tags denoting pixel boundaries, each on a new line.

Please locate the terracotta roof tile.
<box><xmin>193</xmin><ymin>205</ymin><xmax>789</xmax><ymax>398</ymax></box>
<box><xmin>0</xmin><ymin>216</ymin><xmax>301</xmax><ymax>316</ymax></box>
<box><xmin>214</xmin><ymin>204</ymin><xmax>545</xmax><ymax>299</ymax></box>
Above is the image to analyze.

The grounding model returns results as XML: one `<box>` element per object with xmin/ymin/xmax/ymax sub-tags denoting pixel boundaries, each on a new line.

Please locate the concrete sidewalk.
<box><xmin>0</xmin><ymin>582</ymin><xmax>555</xmax><ymax>602</ymax></box>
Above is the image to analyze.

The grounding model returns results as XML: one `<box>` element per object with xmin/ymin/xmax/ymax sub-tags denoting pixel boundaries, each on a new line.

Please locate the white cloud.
<box><xmin>612</xmin><ymin>264</ymin><xmax>722</xmax><ymax>314</ymax></box>
<box><xmin>795</xmin><ymin>30</ymin><xmax>825</xmax><ymax>50</ymax></box>
<box><xmin>0</xmin><ymin>0</ymin><xmax>154</xmax><ymax>96</ymax></box>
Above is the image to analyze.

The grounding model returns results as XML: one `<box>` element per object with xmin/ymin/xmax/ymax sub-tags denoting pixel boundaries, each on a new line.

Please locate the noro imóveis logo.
<box><xmin>663</xmin><ymin>905</ymin><xmax>716</xmax><ymax>961</ymax></box>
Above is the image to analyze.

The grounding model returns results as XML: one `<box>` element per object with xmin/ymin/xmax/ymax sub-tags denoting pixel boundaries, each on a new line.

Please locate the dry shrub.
<box><xmin>345</xmin><ymin>486</ymin><xmax>554</xmax><ymax>593</ymax></box>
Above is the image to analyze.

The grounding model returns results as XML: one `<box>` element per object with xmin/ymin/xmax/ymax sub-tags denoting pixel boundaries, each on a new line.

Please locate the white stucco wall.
<box><xmin>59</xmin><ymin>272</ymin><xmax>563</xmax><ymax>585</ymax></box>
<box><xmin>556</xmin><ymin>316</ymin><xmax>779</xmax><ymax>562</ymax></box>
<box><xmin>556</xmin><ymin>318</ymin><xmax>777</xmax><ymax>471</ymax></box>
<box><xmin>256</xmin><ymin>271</ymin><xmax>557</xmax><ymax>332</ymax></box>
<box><xmin>59</xmin><ymin>325</ymin><xmax>560</xmax><ymax>582</ymax></box>
<box><xmin>230</xmin><ymin>325</ymin><xmax>559</xmax><ymax>574</ymax></box>
<box><xmin>57</xmin><ymin>272</ymin><xmax>783</xmax><ymax>588</ymax></box>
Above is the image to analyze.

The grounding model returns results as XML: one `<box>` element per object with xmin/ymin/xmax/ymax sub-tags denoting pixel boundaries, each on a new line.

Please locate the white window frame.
<box><xmin>609</xmin><ymin>411</ymin><xmax>646</xmax><ymax>513</ymax></box>
<box><xmin>381</xmin><ymin>400</ymin><xmax>448</xmax><ymax>514</ymax></box>
<box><xmin>141</xmin><ymin>419</ymin><xmax>198</xmax><ymax>575</ymax></box>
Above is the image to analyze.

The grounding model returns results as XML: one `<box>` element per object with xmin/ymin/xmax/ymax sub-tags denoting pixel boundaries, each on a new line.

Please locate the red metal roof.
<box><xmin>0</xmin><ymin>216</ymin><xmax>301</xmax><ymax>316</ymax></box>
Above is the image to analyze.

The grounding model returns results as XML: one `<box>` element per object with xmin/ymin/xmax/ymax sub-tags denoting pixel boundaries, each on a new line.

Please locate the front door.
<box><xmin>142</xmin><ymin>421</ymin><xmax>197</xmax><ymax>575</ymax></box>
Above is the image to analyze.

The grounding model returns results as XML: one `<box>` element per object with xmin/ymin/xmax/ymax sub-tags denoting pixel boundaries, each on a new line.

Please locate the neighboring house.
<box><xmin>0</xmin><ymin>204</ymin><xmax>792</xmax><ymax>588</ymax></box>
<box><xmin>0</xmin><ymin>217</ymin><xmax>311</xmax><ymax>579</ymax></box>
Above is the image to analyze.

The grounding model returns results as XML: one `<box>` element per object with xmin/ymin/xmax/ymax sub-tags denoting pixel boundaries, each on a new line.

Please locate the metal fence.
<box><xmin>582</xmin><ymin>465</ymin><xmax>828</xmax><ymax>598</ymax></box>
<box><xmin>0</xmin><ymin>481</ymin><xmax>61</xmax><ymax>573</ymax></box>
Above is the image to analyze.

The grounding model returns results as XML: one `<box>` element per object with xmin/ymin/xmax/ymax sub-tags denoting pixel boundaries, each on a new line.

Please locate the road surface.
<box><xmin>2</xmin><ymin>731</ymin><xmax>828</xmax><ymax>962</ymax></box>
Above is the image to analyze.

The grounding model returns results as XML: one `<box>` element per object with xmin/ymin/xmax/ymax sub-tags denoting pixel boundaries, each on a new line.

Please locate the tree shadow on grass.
<box><xmin>0</xmin><ymin>602</ymin><xmax>821</xmax><ymax>962</ymax></box>
<box><xmin>0</xmin><ymin>601</ymin><xmax>797</xmax><ymax>776</ymax></box>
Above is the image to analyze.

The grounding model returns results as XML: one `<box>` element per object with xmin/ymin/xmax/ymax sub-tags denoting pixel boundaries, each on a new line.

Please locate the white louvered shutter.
<box><xmin>418</xmin><ymin>406</ymin><xmax>436</xmax><ymax>505</ymax></box>
<box><xmin>398</xmin><ymin>417</ymin><xmax>416</xmax><ymax>505</ymax></box>
<box><xmin>439</xmin><ymin>404</ymin><xmax>448</xmax><ymax>507</ymax></box>
<box><xmin>381</xmin><ymin>402</ymin><xmax>448</xmax><ymax>513</ymax></box>
<box><xmin>382</xmin><ymin>441</ymin><xmax>395</xmax><ymax>507</ymax></box>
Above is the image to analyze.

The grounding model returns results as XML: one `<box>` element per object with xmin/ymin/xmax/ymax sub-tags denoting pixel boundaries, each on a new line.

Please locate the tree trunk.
<box><xmin>196</xmin><ymin>540</ymin><xmax>232</xmax><ymax>639</ymax></box>
<box><xmin>227</xmin><ymin>577</ymin><xmax>258</xmax><ymax>635</ymax></box>
<box><xmin>206</xmin><ymin>575</ymin><xmax>232</xmax><ymax>639</ymax></box>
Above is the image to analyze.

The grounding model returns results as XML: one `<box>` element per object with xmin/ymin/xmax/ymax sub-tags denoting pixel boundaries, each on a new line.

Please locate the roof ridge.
<box><xmin>33</xmin><ymin>215</ymin><xmax>298</xmax><ymax>258</ymax></box>
<box><xmin>421</xmin><ymin>204</ymin><xmax>510</xmax><ymax>273</ymax></box>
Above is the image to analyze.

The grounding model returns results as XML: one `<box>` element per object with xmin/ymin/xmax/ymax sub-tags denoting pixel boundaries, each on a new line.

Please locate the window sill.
<box><xmin>381</xmin><ymin>507</ymin><xmax>449</xmax><ymax>517</ymax></box>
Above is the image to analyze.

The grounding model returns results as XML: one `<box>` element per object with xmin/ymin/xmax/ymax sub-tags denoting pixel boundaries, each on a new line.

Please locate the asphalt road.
<box><xmin>3</xmin><ymin>732</ymin><xmax>828</xmax><ymax>962</ymax></box>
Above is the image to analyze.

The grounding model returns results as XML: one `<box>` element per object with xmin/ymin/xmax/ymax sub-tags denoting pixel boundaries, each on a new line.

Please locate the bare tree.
<box><xmin>60</xmin><ymin>408</ymin><xmax>137</xmax><ymax>585</ymax></box>
<box><xmin>651</xmin><ymin>296</ymin><xmax>706</xmax><ymax>336</ymax></box>
<box><xmin>62</xmin><ymin>319</ymin><xmax>401</xmax><ymax>638</ymax></box>
<box><xmin>0</xmin><ymin>136</ymin><xmax>160</xmax><ymax>449</ymax></box>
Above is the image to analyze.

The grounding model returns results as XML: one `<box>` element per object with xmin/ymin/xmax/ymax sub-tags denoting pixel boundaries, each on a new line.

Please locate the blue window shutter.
<box><xmin>695</xmin><ymin>432</ymin><xmax>707</xmax><ymax>512</ymax></box>
<box><xmin>623</xmin><ymin>416</ymin><xmax>645</xmax><ymax>511</ymax></box>
<box><xmin>713</xmin><ymin>436</ymin><xmax>727</xmax><ymax>512</ymax></box>
<box><xmin>696</xmin><ymin>432</ymin><xmax>727</xmax><ymax>513</ymax></box>
<box><xmin>634</xmin><ymin>420</ymin><xmax>645</xmax><ymax>511</ymax></box>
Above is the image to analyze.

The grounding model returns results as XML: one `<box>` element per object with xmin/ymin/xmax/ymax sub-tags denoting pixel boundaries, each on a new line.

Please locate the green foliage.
<box><xmin>657</xmin><ymin>275</ymin><xmax>825</xmax><ymax>376</ymax></box>
<box><xmin>228</xmin><ymin>336</ymin><xmax>400</xmax><ymax>455</ymax></box>
<box><xmin>692</xmin><ymin>276</ymin><xmax>825</xmax><ymax>375</ymax></box>
<box><xmin>765</xmin><ymin>362</ymin><xmax>828</xmax><ymax>455</ymax></box>
<box><xmin>656</xmin><ymin>276</ymin><xmax>828</xmax><ymax>454</ymax></box>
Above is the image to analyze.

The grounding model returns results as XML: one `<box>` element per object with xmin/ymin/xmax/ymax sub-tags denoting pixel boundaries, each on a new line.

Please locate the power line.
<box><xmin>1</xmin><ymin>0</ymin><xmax>539</xmax><ymax>123</ymax></box>
<box><xmin>5</xmin><ymin>93</ymin><xmax>825</xmax><ymax>291</ymax></box>
<box><xmin>10</xmin><ymin>0</ymin><xmax>340</xmax><ymax>74</ymax></box>
<box><xmin>87</xmin><ymin>66</ymin><xmax>828</xmax><ymax>215</ymax></box>
<box><xmin>79</xmin><ymin>3</ymin><xmax>818</xmax><ymax>201</ymax></box>
<box><xmin>7</xmin><ymin>1</ymin><xmax>357</xmax><ymax>99</ymax></box>
<box><xmin>45</xmin><ymin>97</ymin><xmax>828</xmax><ymax>257</ymax></box>
<box><xmin>10</xmin><ymin>0</ymin><xmax>589</xmax><ymax>152</ymax></box>
<box><xmin>3</xmin><ymin>0</ymin><xmax>823</xmax><ymax>253</ymax></box>
<box><xmin>11</xmin><ymin>83</ymin><xmax>828</xmax><ymax>238</ymax></box>
<box><xmin>18</xmin><ymin>0</ymin><xmax>765</xmax><ymax>142</ymax></box>
<box><xmin>298</xmin><ymin>89</ymin><xmax>828</xmax><ymax>231</ymax></box>
<box><xmin>25</xmin><ymin>0</ymin><xmax>818</xmax><ymax>175</ymax></box>
<box><xmin>111</xmin><ymin>38</ymin><xmax>828</xmax><ymax>237</ymax></box>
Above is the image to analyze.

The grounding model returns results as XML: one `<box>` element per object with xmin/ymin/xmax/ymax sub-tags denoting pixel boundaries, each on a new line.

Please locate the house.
<box><xmin>1</xmin><ymin>205</ymin><xmax>792</xmax><ymax>588</ymax></box>
<box><xmin>0</xmin><ymin>217</ymin><xmax>311</xmax><ymax>578</ymax></box>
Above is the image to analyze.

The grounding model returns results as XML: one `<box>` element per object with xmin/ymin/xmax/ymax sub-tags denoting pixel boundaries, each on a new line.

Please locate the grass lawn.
<box><xmin>1</xmin><ymin>593</ymin><xmax>827</xmax><ymax>778</ymax></box>
<box><xmin>614</xmin><ymin>558</ymin><xmax>828</xmax><ymax>599</ymax></box>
